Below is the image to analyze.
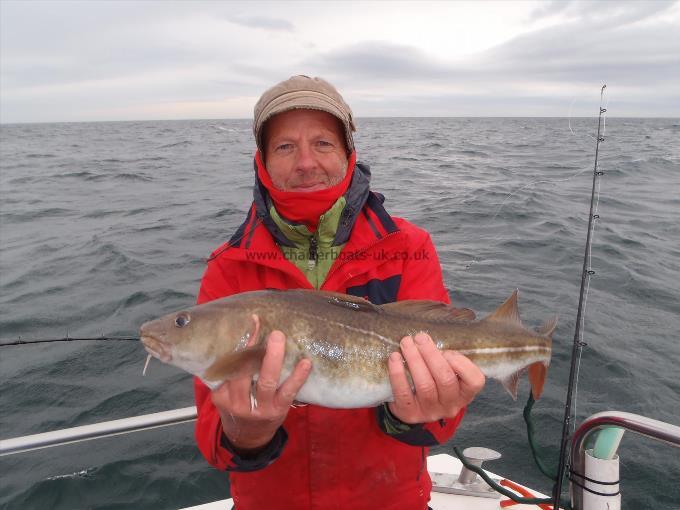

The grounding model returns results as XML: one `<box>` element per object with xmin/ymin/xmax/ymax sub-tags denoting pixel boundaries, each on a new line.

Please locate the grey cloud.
<box><xmin>528</xmin><ymin>1</ymin><xmax>572</xmax><ymax>21</ymax></box>
<box><xmin>2</xmin><ymin>0</ymin><xmax>678</xmax><ymax>122</ymax></box>
<box><xmin>306</xmin><ymin>42</ymin><xmax>446</xmax><ymax>82</ymax></box>
<box><xmin>226</xmin><ymin>14</ymin><xmax>294</xmax><ymax>31</ymax></box>
<box><xmin>1</xmin><ymin>1</ymin><xmax>286</xmax><ymax>90</ymax></box>
<box><xmin>305</xmin><ymin>3</ymin><xmax>680</xmax><ymax>116</ymax></box>
<box><xmin>529</xmin><ymin>0</ymin><xmax>677</xmax><ymax>25</ymax></box>
<box><xmin>475</xmin><ymin>18</ymin><xmax>680</xmax><ymax>87</ymax></box>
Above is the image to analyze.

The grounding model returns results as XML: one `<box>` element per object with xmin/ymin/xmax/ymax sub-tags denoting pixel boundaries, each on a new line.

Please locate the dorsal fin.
<box><xmin>381</xmin><ymin>301</ymin><xmax>476</xmax><ymax>322</ymax></box>
<box><xmin>536</xmin><ymin>315</ymin><xmax>558</xmax><ymax>337</ymax></box>
<box><xmin>288</xmin><ymin>289</ymin><xmax>381</xmax><ymax>313</ymax></box>
<box><xmin>482</xmin><ymin>289</ymin><xmax>522</xmax><ymax>325</ymax></box>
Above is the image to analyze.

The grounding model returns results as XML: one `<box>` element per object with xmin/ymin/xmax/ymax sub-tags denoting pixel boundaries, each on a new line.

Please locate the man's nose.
<box><xmin>295</xmin><ymin>144</ymin><xmax>317</xmax><ymax>172</ymax></box>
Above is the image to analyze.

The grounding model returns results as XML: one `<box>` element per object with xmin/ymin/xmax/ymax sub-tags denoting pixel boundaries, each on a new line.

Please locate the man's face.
<box><xmin>263</xmin><ymin>109</ymin><xmax>349</xmax><ymax>192</ymax></box>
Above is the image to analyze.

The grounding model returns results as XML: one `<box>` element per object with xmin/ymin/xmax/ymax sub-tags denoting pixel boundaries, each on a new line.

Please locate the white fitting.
<box><xmin>583</xmin><ymin>449</ymin><xmax>621</xmax><ymax>510</ymax></box>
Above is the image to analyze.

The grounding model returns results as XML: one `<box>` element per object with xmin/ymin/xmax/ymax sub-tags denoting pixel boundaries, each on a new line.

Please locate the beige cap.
<box><xmin>253</xmin><ymin>75</ymin><xmax>356</xmax><ymax>152</ymax></box>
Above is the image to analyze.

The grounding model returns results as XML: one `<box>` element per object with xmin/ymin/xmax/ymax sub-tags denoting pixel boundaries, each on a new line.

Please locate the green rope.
<box><xmin>523</xmin><ymin>392</ymin><xmax>558</xmax><ymax>481</ymax></box>
<box><xmin>452</xmin><ymin>446</ymin><xmax>558</xmax><ymax>505</ymax></box>
<box><xmin>451</xmin><ymin>390</ymin><xmax>574</xmax><ymax>509</ymax></box>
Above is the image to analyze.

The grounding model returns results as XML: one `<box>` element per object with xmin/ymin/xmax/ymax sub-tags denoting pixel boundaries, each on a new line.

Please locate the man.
<box><xmin>194</xmin><ymin>75</ymin><xmax>485</xmax><ymax>509</ymax></box>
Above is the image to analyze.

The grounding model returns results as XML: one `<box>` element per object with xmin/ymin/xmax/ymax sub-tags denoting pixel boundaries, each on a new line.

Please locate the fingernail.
<box><xmin>400</xmin><ymin>336</ymin><xmax>413</xmax><ymax>349</ymax></box>
<box><xmin>414</xmin><ymin>333</ymin><xmax>428</xmax><ymax>345</ymax></box>
<box><xmin>390</xmin><ymin>352</ymin><xmax>403</xmax><ymax>363</ymax></box>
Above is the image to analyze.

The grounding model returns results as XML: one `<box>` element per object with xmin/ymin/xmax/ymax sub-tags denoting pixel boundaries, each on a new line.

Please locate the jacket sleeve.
<box><xmin>193</xmin><ymin>258</ymin><xmax>287</xmax><ymax>472</ymax></box>
<box><xmin>377</xmin><ymin>229</ymin><xmax>467</xmax><ymax>446</ymax></box>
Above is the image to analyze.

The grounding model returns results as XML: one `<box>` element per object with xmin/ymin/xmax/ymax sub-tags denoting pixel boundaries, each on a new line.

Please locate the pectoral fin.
<box><xmin>500</xmin><ymin>371</ymin><xmax>521</xmax><ymax>401</ymax></box>
<box><xmin>500</xmin><ymin>361</ymin><xmax>549</xmax><ymax>401</ymax></box>
<box><xmin>203</xmin><ymin>346</ymin><xmax>266</xmax><ymax>382</ymax></box>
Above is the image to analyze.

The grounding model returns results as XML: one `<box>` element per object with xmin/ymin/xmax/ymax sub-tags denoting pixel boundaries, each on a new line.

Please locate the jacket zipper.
<box><xmin>307</xmin><ymin>235</ymin><xmax>318</xmax><ymax>271</ymax></box>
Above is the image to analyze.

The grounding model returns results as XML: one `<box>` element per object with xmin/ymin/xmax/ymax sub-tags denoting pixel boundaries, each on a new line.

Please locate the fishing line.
<box><xmin>463</xmin><ymin>94</ymin><xmax>609</xmax><ymax>272</ymax></box>
<box><xmin>463</xmin><ymin>165</ymin><xmax>595</xmax><ymax>271</ymax></box>
<box><xmin>0</xmin><ymin>336</ymin><xmax>139</xmax><ymax>347</ymax></box>
<box><xmin>551</xmin><ymin>84</ymin><xmax>608</xmax><ymax>510</ymax></box>
<box><xmin>1</xmin><ymin>209</ymin><xmax>260</xmax><ymax>348</ymax></box>
<box><xmin>569</xmin><ymin>98</ymin><xmax>596</xmax><ymax>142</ymax></box>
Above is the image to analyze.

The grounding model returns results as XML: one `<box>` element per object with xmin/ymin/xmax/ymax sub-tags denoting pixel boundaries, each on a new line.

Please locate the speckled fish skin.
<box><xmin>139</xmin><ymin>289</ymin><xmax>555</xmax><ymax>408</ymax></box>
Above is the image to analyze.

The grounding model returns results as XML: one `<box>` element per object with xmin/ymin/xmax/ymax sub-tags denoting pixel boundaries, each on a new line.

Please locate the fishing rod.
<box><xmin>0</xmin><ymin>336</ymin><xmax>139</xmax><ymax>347</ymax></box>
<box><xmin>551</xmin><ymin>84</ymin><xmax>608</xmax><ymax>509</ymax></box>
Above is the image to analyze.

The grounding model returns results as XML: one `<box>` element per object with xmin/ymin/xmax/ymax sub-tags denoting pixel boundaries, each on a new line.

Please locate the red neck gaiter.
<box><xmin>255</xmin><ymin>151</ymin><xmax>357</xmax><ymax>231</ymax></box>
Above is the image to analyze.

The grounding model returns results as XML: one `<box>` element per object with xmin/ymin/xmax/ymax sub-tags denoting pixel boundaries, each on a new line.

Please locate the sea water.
<box><xmin>1</xmin><ymin>117</ymin><xmax>679</xmax><ymax>509</ymax></box>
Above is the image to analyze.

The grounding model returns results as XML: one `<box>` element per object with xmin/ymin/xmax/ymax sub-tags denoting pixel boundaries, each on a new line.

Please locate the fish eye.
<box><xmin>175</xmin><ymin>313</ymin><xmax>191</xmax><ymax>328</ymax></box>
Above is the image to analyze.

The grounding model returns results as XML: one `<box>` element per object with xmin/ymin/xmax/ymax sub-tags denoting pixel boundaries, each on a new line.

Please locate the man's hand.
<box><xmin>387</xmin><ymin>332</ymin><xmax>485</xmax><ymax>424</ymax></box>
<box><xmin>212</xmin><ymin>329</ymin><xmax>312</xmax><ymax>452</ymax></box>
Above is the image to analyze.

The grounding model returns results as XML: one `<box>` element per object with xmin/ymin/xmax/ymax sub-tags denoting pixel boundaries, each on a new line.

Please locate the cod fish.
<box><xmin>140</xmin><ymin>289</ymin><xmax>555</xmax><ymax>408</ymax></box>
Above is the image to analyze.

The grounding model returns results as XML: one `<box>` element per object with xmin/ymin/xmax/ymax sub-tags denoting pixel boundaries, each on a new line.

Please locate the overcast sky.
<box><xmin>1</xmin><ymin>0</ymin><xmax>679</xmax><ymax>123</ymax></box>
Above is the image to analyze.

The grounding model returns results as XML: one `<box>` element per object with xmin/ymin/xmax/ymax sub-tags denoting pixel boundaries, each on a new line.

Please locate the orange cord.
<box><xmin>499</xmin><ymin>478</ymin><xmax>554</xmax><ymax>510</ymax></box>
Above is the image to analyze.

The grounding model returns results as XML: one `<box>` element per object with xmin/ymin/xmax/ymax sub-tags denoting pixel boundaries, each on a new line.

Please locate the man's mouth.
<box><xmin>293</xmin><ymin>182</ymin><xmax>326</xmax><ymax>192</ymax></box>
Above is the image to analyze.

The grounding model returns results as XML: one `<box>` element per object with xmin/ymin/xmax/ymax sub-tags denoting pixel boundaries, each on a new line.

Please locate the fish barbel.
<box><xmin>139</xmin><ymin>289</ymin><xmax>555</xmax><ymax>407</ymax></box>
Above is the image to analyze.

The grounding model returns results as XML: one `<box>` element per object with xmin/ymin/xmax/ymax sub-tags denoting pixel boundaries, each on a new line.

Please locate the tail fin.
<box><xmin>528</xmin><ymin>362</ymin><xmax>547</xmax><ymax>399</ymax></box>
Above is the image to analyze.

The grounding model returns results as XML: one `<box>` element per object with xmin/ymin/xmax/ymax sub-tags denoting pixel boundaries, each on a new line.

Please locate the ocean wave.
<box><xmin>25</xmin><ymin>153</ymin><xmax>56</xmax><ymax>158</ymax></box>
<box><xmin>213</xmin><ymin>207</ymin><xmax>241</xmax><ymax>218</ymax></box>
<box><xmin>2</xmin><ymin>207</ymin><xmax>74</xmax><ymax>222</ymax></box>
<box><xmin>7</xmin><ymin>175</ymin><xmax>38</xmax><ymax>184</ymax></box>
<box><xmin>73</xmin><ymin>389</ymin><xmax>160</xmax><ymax>422</ymax></box>
<box><xmin>51</xmin><ymin>170</ymin><xmax>96</xmax><ymax>179</ymax></box>
<box><xmin>157</xmin><ymin>140</ymin><xmax>192</xmax><ymax>149</ymax></box>
<box><xmin>46</xmin><ymin>468</ymin><xmax>95</xmax><ymax>481</ymax></box>
<box><xmin>1</xmin><ymin>162</ymin><xmax>32</xmax><ymax>171</ymax></box>
<box><xmin>83</xmin><ymin>209</ymin><xmax>119</xmax><ymax>219</ymax></box>
<box><xmin>113</xmin><ymin>173</ymin><xmax>153</xmax><ymax>182</ymax></box>
<box><xmin>136</xmin><ymin>224</ymin><xmax>174</xmax><ymax>233</ymax></box>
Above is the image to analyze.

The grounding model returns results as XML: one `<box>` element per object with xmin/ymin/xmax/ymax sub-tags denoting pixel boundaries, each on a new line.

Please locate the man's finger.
<box><xmin>387</xmin><ymin>350</ymin><xmax>418</xmax><ymax>419</ymax></box>
<box><xmin>443</xmin><ymin>351</ymin><xmax>486</xmax><ymax>400</ymax></box>
<box><xmin>227</xmin><ymin>377</ymin><xmax>256</xmax><ymax>414</ymax></box>
<box><xmin>401</xmin><ymin>335</ymin><xmax>438</xmax><ymax>407</ymax></box>
<box><xmin>413</xmin><ymin>332</ymin><xmax>460</xmax><ymax>406</ymax></box>
<box><xmin>256</xmin><ymin>330</ymin><xmax>287</xmax><ymax>404</ymax></box>
<box><xmin>210</xmin><ymin>381</ymin><xmax>233</xmax><ymax>412</ymax></box>
<box><xmin>274</xmin><ymin>358</ymin><xmax>312</xmax><ymax>409</ymax></box>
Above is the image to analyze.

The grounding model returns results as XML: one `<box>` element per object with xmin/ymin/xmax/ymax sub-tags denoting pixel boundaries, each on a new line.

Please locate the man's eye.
<box><xmin>276</xmin><ymin>143</ymin><xmax>294</xmax><ymax>151</ymax></box>
<box><xmin>316</xmin><ymin>140</ymin><xmax>334</xmax><ymax>149</ymax></box>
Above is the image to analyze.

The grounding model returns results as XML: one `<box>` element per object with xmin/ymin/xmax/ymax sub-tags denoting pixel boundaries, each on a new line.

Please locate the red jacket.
<box><xmin>194</xmin><ymin>164</ymin><xmax>465</xmax><ymax>509</ymax></box>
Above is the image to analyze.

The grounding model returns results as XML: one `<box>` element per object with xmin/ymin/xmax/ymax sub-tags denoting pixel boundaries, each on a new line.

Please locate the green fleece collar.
<box><xmin>269</xmin><ymin>196</ymin><xmax>347</xmax><ymax>246</ymax></box>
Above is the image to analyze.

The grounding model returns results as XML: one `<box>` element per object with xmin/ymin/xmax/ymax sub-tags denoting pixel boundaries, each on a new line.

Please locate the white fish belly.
<box><xmin>294</xmin><ymin>370</ymin><xmax>393</xmax><ymax>409</ymax></box>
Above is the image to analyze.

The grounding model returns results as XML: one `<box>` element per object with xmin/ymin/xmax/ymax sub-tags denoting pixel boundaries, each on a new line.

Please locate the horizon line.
<box><xmin>2</xmin><ymin>114</ymin><xmax>678</xmax><ymax>126</ymax></box>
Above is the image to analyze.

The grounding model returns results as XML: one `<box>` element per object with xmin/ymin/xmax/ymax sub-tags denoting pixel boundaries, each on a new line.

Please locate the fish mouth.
<box><xmin>140</xmin><ymin>333</ymin><xmax>173</xmax><ymax>363</ymax></box>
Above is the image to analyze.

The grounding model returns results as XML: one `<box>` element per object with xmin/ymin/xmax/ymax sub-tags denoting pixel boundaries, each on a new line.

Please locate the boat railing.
<box><xmin>0</xmin><ymin>406</ymin><xmax>197</xmax><ymax>457</ymax></box>
<box><xmin>5</xmin><ymin>407</ymin><xmax>680</xmax><ymax>509</ymax></box>
<box><xmin>570</xmin><ymin>411</ymin><xmax>680</xmax><ymax>510</ymax></box>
